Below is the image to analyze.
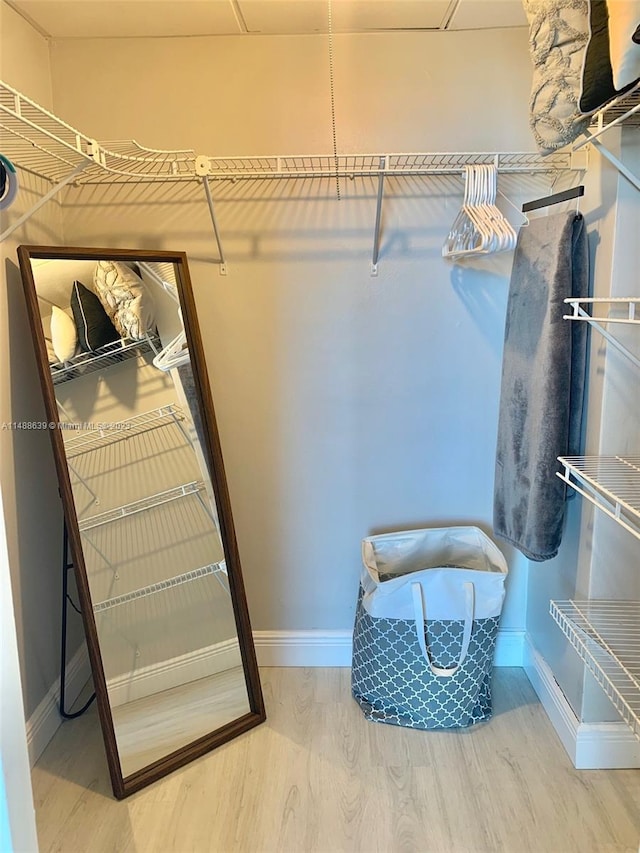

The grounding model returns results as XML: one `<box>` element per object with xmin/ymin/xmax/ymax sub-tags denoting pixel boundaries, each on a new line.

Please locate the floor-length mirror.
<box><xmin>17</xmin><ymin>246</ymin><xmax>265</xmax><ymax>799</ymax></box>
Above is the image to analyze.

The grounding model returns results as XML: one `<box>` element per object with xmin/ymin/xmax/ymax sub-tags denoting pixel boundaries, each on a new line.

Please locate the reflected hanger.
<box><xmin>153</xmin><ymin>327</ymin><xmax>190</xmax><ymax>371</ymax></box>
<box><xmin>137</xmin><ymin>261</ymin><xmax>190</xmax><ymax>371</ymax></box>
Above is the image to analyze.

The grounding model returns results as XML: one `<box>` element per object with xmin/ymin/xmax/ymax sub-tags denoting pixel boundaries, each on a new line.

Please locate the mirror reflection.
<box><xmin>26</xmin><ymin>252</ymin><xmax>257</xmax><ymax>784</ymax></box>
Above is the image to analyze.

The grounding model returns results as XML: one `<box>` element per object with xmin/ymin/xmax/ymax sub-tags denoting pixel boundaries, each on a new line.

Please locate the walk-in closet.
<box><xmin>1</xmin><ymin>1</ymin><xmax>639</xmax><ymax>851</ymax></box>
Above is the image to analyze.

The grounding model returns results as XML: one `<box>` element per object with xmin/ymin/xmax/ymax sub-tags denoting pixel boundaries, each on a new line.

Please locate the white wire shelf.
<box><xmin>586</xmin><ymin>85</ymin><xmax>640</xmax><ymax>137</ymax></box>
<box><xmin>92</xmin><ymin>560</ymin><xmax>227</xmax><ymax>613</ymax></box>
<box><xmin>0</xmin><ymin>82</ymin><xmax>194</xmax><ymax>184</ymax></box>
<box><xmin>196</xmin><ymin>151</ymin><xmax>578</xmax><ymax>182</ymax></box>
<box><xmin>63</xmin><ymin>405</ymin><xmax>185</xmax><ymax>459</ymax></box>
<box><xmin>50</xmin><ymin>333</ymin><xmax>161</xmax><ymax>385</ymax></box>
<box><xmin>564</xmin><ymin>297</ymin><xmax>640</xmax><ymax>325</ymax></box>
<box><xmin>575</xmin><ymin>85</ymin><xmax>640</xmax><ymax>191</ymax></box>
<box><xmin>0</xmin><ymin>81</ymin><xmax>579</xmax><ymax>187</ymax></box>
<box><xmin>550</xmin><ymin>600</ymin><xmax>640</xmax><ymax>739</ymax></box>
<box><xmin>557</xmin><ymin>456</ymin><xmax>640</xmax><ymax>541</ymax></box>
<box><xmin>78</xmin><ymin>480</ymin><xmax>206</xmax><ymax>532</ymax></box>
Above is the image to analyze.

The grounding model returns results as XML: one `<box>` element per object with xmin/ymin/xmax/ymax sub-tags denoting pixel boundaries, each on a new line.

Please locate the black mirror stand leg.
<box><xmin>60</xmin><ymin>520</ymin><xmax>96</xmax><ymax>719</ymax></box>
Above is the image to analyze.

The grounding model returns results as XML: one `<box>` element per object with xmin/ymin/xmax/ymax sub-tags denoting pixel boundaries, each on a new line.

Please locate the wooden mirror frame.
<box><xmin>17</xmin><ymin>245</ymin><xmax>265</xmax><ymax>799</ymax></box>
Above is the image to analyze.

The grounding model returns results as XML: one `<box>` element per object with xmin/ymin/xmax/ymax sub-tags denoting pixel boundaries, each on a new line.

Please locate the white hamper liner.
<box><xmin>352</xmin><ymin>526</ymin><xmax>508</xmax><ymax>730</ymax></box>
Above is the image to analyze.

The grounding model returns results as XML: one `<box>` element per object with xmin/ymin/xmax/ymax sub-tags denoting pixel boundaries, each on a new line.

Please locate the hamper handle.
<box><xmin>411</xmin><ymin>581</ymin><xmax>474</xmax><ymax>677</ymax></box>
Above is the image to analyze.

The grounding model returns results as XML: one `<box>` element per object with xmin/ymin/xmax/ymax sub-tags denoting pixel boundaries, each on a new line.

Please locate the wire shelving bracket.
<box><xmin>563</xmin><ymin>298</ymin><xmax>640</xmax><ymax>370</ymax></box>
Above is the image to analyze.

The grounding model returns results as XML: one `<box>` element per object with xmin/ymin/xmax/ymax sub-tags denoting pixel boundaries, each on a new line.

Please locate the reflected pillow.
<box><xmin>93</xmin><ymin>260</ymin><xmax>155</xmax><ymax>341</ymax></box>
<box><xmin>50</xmin><ymin>306</ymin><xmax>77</xmax><ymax>363</ymax></box>
<box><xmin>70</xmin><ymin>280</ymin><xmax>119</xmax><ymax>352</ymax></box>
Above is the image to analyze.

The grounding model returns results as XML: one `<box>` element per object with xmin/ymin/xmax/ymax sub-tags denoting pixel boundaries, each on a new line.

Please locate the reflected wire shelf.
<box><xmin>51</xmin><ymin>334</ymin><xmax>161</xmax><ymax>385</ymax></box>
<box><xmin>63</xmin><ymin>405</ymin><xmax>185</xmax><ymax>458</ymax></box>
<box><xmin>92</xmin><ymin>559</ymin><xmax>227</xmax><ymax>613</ymax></box>
<box><xmin>550</xmin><ymin>600</ymin><xmax>640</xmax><ymax>739</ymax></box>
<box><xmin>78</xmin><ymin>480</ymin><xmax>206</xmax><ymax>531</ymax></box>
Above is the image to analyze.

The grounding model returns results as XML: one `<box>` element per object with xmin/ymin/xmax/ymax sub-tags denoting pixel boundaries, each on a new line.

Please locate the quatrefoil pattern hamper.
<box><xmin>351</xmin><ymin>526</ymin><xmax>508</xmax><ymax>730</ymax></box>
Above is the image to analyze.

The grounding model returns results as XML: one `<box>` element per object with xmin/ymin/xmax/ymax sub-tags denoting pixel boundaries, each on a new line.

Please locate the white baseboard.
<box><xmin>25</xmin><ymin>627</ymin><xmax>525</xmax><ymax>767</ymax></box>
<box><xmin>494</xmin><ymin>628</ymin><xmax>525</xmax><ymax>667</ymax></box>
<box><xmin>254</xmin><ymin>630</ymin><xmax>353</xmax><ymax>666</ymax></box>
<box><xmin>523</xmin><ymin>635</ymin><xmax>640</xmax><ymax>769</ymax></box>
<box><xmin>26</xmin><ymin>643</ymin><xmax>92</xmax><ymax>767</ymax></box>
<box><xmin>107</xmin><ymin>638</ymin><xmax>241</xmax><ymax>707</ymax></box>
<box><xmin>253</xmin><ymin>627</ymin><xmax>525</xmax><ymax>668</ymax></box>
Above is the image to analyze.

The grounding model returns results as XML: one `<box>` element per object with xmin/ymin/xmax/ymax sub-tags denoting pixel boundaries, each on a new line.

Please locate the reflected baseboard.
<box><xmin>106</xmin><ymin>638</ymin><xmax>242</xmax><ymax>708</ymax></box>
<box><xmin>253</xmin><ymin>628</ymin><xmax>525</xmax><ymax>667</ymax></box>
<box><xmin>26</xmin><ymin>642</ymin><xmax>92</xmax><ymax>767</ymax></box>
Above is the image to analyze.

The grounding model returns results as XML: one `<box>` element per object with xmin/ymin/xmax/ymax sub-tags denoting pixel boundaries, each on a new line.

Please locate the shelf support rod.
<box><xmin>574</xmin><ymin>305</ymin><xmax>640</xmax><ymax>370</ymax></box>
<box><xmin>581</xmin><ymin>133</ymin><xmax>640</xmax><ymax>193</ymax></box>
<box><xmin>201</xmin><ymin>177</ymin><xmax>227</xmax><ymax>276</ymax></box>
<box><xmin>574</xmin><ymin>102</ymin><xmax>640</xmax><ymax>151</ymax></box>
<box><xmin>0</xmin><ymin>162</ymin><xmax>89</xmax><ymax>243</ymax></box>
<box><xmin>371</xmin><ymin>155</ymin><xmax>387</xmax><ymax>277</ymax></box>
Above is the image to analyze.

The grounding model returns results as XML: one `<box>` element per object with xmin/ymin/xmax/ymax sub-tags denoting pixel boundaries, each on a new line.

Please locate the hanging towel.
<box><xmin>493</xmin><ymin>211</ymin><xmax>589</xmax><ymax>562</ymax></box>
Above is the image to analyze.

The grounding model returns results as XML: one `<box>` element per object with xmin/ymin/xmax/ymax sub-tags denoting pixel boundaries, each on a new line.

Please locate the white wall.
<box><xmin>1</xmin><ymin>0</ymin><xmax>56</xmax><ymax>839</ymax></box>
<box><xmin>1</xmin><ymin>1</ymin><xmax>89</xmax><ymax>731</ymax></box>
<box><xmin>0</xmin><ymin>490</ymin><xmax>39</xmax><ymax>853</ymax></box>
<box><xmin>48</xmin><ymin>28</ymin><xmax>539</xmax><ymax>636</ymax></box>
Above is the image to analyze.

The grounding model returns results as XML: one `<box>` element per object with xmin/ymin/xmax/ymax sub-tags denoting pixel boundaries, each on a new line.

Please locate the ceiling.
<box><xmin>6</xmin><ymin>0</ymin><xmax>527</xmax><ymax>39</ymax></box>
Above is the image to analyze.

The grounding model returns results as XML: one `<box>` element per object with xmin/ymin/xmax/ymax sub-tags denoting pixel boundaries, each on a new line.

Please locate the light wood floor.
<box><xmin>32</xmin><ymin>668</ymin><xmax>640</xmax><ymax>853</ymax></box>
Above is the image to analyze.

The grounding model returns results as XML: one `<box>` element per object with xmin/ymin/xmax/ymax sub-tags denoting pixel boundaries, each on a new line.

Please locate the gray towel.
<box><xmin>177</xmin><ymin>362</ymin><xmax>206</xmax><ymax>451</ymax></box>
<box><xmin>493</xmin><ymin>211</ymin><xmax>589</xmax><ymax>561</ymax></box>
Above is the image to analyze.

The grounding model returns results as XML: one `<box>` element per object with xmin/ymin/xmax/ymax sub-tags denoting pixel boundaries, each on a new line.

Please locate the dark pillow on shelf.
<box><xmin>70</xmin><ymin>280</ymin><xmax>119</xmax><ymax>352</ymax></box>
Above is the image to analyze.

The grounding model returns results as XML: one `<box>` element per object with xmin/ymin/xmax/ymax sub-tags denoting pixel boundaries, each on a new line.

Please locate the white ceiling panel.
<box><xmin>237</xmin><ymin>0</ymin><xmax>327</xmax><ymax>34</ymax></box>
<box><xmin>7</xmin><ymin>0</ymin><xmax>527</xmax><ymax>38</ymax></box>
<box><xmin>332</xmin><ymin>0</ymin><xmax>452</xmax><ymax>31</ymax></box>
<box><xmin>448</xmin><ymin>0</ymin><xmax>527</xmax><ymax>31</ymax></box>
<box><xmin>8</xmin><ymin>1</ymin><xmax>244</xmax><ymax>38</ymax></box>
<box><xmin>240</xmin><ymin>1</ymin><xmax>452</xmax><ymax>34</ymax></box>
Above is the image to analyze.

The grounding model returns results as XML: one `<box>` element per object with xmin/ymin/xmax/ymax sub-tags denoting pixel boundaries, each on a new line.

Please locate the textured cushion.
<box><xmin>524</xmin><ymin>0</ymin><xmax>591</xmax><ymax>154</ymax></box>
<box><xmin>525</xmin><ymin>0</ymin><xmax>639</xmax><ymax>153</ymax></box>
<box><xmin>50</xmin><ymin>306</ymin><xmax>77</xmax><ymax>363</ymax></box>
<box><xmin>70</xmin><ymin>280</ymin><xmax>119</xmax><ymax>352</ymax></box>
<box><xmin>93</xmin><ymin>260</ymin><xmax>155</xmax><ymax>341</ymax></box>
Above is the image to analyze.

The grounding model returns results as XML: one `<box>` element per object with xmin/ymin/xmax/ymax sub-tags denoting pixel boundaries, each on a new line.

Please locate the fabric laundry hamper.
<box><xmin>351</xmin><ymin>526</ymin><xmax>508</xmax><ymax>730</ymax></box>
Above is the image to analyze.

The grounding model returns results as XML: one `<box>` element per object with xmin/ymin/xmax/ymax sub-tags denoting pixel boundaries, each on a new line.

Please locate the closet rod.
<box><xmin>371</xmin><ymin>155</ymin><xmax>386</xmax><ymax>276</ymax></box>
<box><xmin>522</xmin><ymin>185</ymin><xmax>585</xmax><ymax>213</ymax></box>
